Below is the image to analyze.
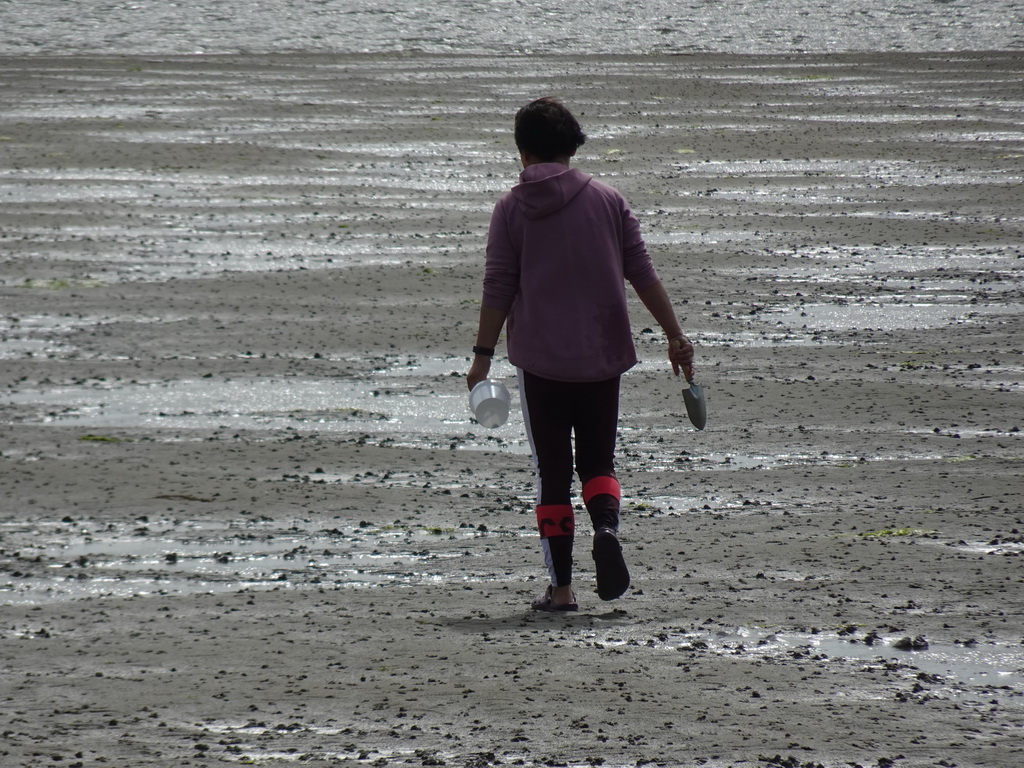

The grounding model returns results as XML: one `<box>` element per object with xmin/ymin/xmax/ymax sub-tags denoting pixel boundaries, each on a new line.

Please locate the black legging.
<box><xmin>519</xmin><ymin>370</ymin><xmax>620</xmax><ymax>504</ymax></box>
<box><xmin>520</xmin><ymin>370</ymin><xmax>623</xmax><ymax>586</ymax></box>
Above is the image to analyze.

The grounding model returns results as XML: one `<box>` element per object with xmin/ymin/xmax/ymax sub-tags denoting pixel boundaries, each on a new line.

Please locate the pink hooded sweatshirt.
<box><xmin>482</xmin><ymin>163</ymin><xmax>660</xmax><ymax>383</ymax></box>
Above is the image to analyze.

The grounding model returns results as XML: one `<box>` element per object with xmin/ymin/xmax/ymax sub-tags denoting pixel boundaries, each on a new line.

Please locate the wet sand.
<box><xmin>1</xmin><ymin>52</ymin><xmax>1023</xmax><ymax>767</ymax></box>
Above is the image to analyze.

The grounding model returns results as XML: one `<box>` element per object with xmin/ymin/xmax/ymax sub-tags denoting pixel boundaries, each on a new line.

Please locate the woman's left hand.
<box><xmin>467</xmin><ymin>356</ymin><xmax>492</xmax><ymax>391</ymax></box>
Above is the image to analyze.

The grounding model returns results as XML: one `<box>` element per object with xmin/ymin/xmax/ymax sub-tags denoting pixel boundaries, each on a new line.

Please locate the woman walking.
<box><xmin>467</xmin><ymin>97</ymin><xmax>694</xmax><ymax>611</ymax></box>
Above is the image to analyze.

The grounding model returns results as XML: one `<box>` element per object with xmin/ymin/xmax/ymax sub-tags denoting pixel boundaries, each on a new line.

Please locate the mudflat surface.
<box><xmin>1</xmin><ymin>52</ymin><xmax>1022</xmax><ymax>768</ymax></box>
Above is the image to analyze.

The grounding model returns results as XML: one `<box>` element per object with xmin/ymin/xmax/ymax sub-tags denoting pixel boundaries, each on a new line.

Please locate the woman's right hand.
<box><xmin>669</xmin><ymin>335</ymin><xmax>695</xmax><ymax>380</ymax></box>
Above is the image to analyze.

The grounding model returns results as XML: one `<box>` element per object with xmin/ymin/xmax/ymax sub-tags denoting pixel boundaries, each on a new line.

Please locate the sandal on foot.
<box><xmin>593</xmin><ymin>527</ymin><xmax>630</xmax><ymax>601</ymax></box>
<box><xmin>531</xmin><ymin>585</ymin><xmax>578</xmax><ymax>612</ymax></box>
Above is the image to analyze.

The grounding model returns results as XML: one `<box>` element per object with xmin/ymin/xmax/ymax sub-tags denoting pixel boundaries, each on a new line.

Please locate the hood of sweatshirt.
<box><xmin>510</xmin><ymin>163</ymin><xmax>592</xmax><ymax>220</ymax></box>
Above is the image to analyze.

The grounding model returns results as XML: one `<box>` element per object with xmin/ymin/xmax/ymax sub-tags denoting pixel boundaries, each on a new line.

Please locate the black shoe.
<box><xmin>531</xmin><ymin>584</ymin><xmax>579</xmax><ymax>612</ymax></box>
<box><xmin>593</xmin><ymin>528</ymin><xmax>630</xmax><ymax>601</ymax></box>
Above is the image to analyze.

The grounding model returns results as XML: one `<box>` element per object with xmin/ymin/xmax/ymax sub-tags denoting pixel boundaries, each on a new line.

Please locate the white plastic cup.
<box><xmin>469</xmin><ymin>379</ymin><xmax>511</xmax><ymax>428</ymax></box>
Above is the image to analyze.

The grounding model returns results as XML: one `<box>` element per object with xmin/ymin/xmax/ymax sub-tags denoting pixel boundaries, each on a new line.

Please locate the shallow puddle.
<box><xmin>0</xmin><ymin>357</ymin><xmax>530</xmax><ymax>452</ymax></box>
<box><xmin>717</xmin><ymin>627</ymin><xmax>1024</xmax><ymax>688</ymax></box>
<box><xmin>0</xmin><ymin>517</ymin><xmax>522</xmax><ymax>606</ymax></box>
<box><xmin>573</xmin><ymin>624</ymin><xmax>1024</xmax><ymax>693</ymax></box>
<box><xmin>765</xmin><ymin>300</ymin><xmax>1023</xmax><ymax>332</ymax></box>
<box><xmin>182</xmin><ymin>724</ymin><xmax>627</xmax><ymax>768</ymax></box>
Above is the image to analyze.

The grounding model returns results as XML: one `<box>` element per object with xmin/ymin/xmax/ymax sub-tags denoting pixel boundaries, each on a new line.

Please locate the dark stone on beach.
<box><xmin>893</xmin><ymin>635</ymin><xmax>929</xmax><ymax>651</ymax></box>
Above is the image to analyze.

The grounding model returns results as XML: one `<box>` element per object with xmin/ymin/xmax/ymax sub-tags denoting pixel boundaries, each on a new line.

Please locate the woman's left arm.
<box><xmin>467</xmin><ymin>305</ymin><xmax>508</xmax><ymax>390</ymax></box>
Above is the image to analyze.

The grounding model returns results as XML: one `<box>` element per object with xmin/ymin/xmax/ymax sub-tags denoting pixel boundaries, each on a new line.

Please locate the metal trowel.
<box><xmin>683</xmin><ymin>378</ymin><xmax>707</xmax><ymax>430</ymax></box>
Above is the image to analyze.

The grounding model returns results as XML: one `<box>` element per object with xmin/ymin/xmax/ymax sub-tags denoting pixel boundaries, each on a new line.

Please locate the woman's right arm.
<box><xmin>635</xmin><ymin>279</ymin><xmax>695</xmax><ymax>380</ymax></box>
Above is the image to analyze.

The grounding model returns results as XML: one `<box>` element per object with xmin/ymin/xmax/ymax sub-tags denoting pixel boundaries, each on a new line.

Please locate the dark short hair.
<box><xmin>514</xmin><ymin>97</ymin><xmax>587</xmax><ymax>162</ymax></box>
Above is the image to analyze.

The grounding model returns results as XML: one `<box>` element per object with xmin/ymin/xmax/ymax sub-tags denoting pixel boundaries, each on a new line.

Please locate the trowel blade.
<box><xmin>683</xmin><ymin>380</ymin><xmax>707</xmax><ymax>430</ymax></box>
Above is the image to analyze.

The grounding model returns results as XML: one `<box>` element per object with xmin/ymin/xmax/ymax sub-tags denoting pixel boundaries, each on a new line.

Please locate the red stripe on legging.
<box><xmin>536</xmin><ymin>504</ymin><xmax>574</xmax><ymax>538</ymax></box>
<box><xmin>582</xmin><ymin>475</ymin><xmax>621</xmax><ymax>505</ymax></box>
